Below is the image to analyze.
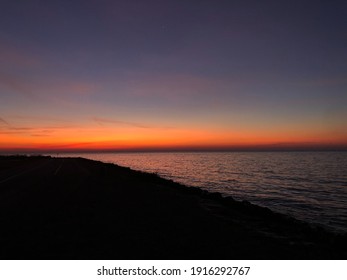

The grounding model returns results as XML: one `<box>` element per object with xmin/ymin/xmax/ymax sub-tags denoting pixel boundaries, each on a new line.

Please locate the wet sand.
<box><xmin>0</xmin><ymin>155</ymin><xmax>346</xmax><ymax>259</ymax></box>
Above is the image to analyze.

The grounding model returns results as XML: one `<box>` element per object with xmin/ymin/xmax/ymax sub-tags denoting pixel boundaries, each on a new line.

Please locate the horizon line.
<box><xmin>1</xmin><ymin>145</ymin><xmax>347</xmax><ymax>154</ymax></box>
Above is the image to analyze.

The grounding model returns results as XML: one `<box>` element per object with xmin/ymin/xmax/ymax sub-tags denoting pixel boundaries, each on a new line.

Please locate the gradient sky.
<box><xmin>1</xmin><ymin>0</ymin><xmax>347</xmax><ymax>152</ymax></box>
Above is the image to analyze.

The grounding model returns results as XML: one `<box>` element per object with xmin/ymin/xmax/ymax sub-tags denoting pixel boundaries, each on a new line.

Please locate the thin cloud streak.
<box><xmin>93</xmin><ymin>117</ymin><xmax>175</xmax><ymax>130</ymax></box>
<box><xmin>7</xmin><ymin>127</ymin><xmax>33</xmax><ymax>131</ymax></box>
<box><xmin>0</xmin><ymin>44</ymin><xmax>42</xmax><ymax>69</ymax></box>
<box><xmin>0</xmin><ymin>117</ymin><xmax>9</xmax><ymax>126</ymax></box>
<box><xmin>30</xmin><ymin>134</ymin><xmax>51</xmax><ymax>137</ymax></box>
<box><xmin>0</xmin><ymin>123</ymin><xmax>76</xmax><ymax>136</ymax></box>
<box><xmin>0</xmin><ymin>72</ymin><xmax>35</xmax><ymax>97</ymax></box>
<box><xmin>0</xmin><ymin>131</ymin><xmax>27</xmax><ymax>135</ymax></box>
<box><xmin>93</xmin><ymin>117</ymin><xmax>151</xmax><ymax>129</ymax></box>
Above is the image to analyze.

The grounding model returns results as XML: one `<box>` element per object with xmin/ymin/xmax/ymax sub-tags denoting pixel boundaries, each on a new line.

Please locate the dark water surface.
<box><xmin>55</xmin><ymin>152</ymin><xmax>347</xmax><ymax>232</ymax></box>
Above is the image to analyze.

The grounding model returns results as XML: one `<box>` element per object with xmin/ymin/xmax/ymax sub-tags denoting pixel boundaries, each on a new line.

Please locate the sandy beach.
<box><xmin>0</xmin><ymin>155</ymin><xmax>346</xmax><ymax>259</ymax></box>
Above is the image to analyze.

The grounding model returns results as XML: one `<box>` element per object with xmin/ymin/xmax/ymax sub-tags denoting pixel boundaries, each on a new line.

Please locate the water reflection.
<box><xmin>54</xmin><ymin>152</ymin><xmax>347</xmax><ymax>232</ymax></box>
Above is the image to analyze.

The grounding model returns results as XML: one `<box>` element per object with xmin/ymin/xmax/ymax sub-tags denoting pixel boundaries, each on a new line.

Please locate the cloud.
<box><xmin>123</xmin><ymin>74</ymin><xmax>219</xmax><ymax>98</ymax></box>
<box><xmin>0</xmin><ymin>118</ymin><xmax>74</xmax><ymax>136</ymax></box>
<box><xmin>0</xmin><ymin>131</ymin><xmax>25</xmax><ymax>135</ymax></box>
<box><xmin>30</xmin><ymin>134</ymin><xmax>51</xmax><ymax>137</ymax></box>
<box><xmin>93</xmin><ymin>117</ymin><xmax>150</xmax><ymax>128</ymax></box>
<box><xmin>93</xmin><ymin>117</ymin><xmax>175</xmax><ymax>131</ymax></box>
<box><xmin>0</xmin><ymin>124</ymin><xmax>38</xmax><ymax>135</ymax></box>
<box><xmin>40</xmin><ymin>81</ymin><xmax>98</xmax><ymax>97</ymax></box>
<box><xmin>7</xmin><ymin>127</ymin><xmax>32</xmax><ymax>131</ymax></box>
<box><xmin>7</xmin><ymin>115</ymin><xmax>65</xmax><ymax>122</ymax></box>
<box><xmin>0</xmin><ymin>44</ymin><xmax>41</xmax><ymax>69</ymax></box>
<box><xmin>0</xmin><ymin>72</ymin><xmax>35</xmax><ymax>96</ymax></box>
<box><xmin>0</xmin><ymin>117</ymin><xmax>9</xmax><ymax>126</ymax></box>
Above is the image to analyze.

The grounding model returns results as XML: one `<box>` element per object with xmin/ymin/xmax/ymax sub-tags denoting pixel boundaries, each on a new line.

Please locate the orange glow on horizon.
<box><xmin>1</xmin><ymin>123</ymin><xmax>346</xmax><ymax>152</ymax></box>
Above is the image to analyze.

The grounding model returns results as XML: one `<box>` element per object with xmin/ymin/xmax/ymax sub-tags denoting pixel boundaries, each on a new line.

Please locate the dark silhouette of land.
<box><xmin>0</xmin><ymin>155</ymin><xmax>346</xmax><ymax>259</ymax></box>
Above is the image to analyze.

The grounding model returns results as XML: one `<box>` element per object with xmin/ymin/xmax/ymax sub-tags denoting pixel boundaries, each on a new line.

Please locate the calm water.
<box><xmin>55</xmin><ymin>152</ymin><xmax>347</xmax><ymax>232</ymax></box>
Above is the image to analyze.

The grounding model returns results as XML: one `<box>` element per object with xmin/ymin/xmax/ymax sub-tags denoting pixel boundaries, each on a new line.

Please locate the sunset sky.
<box><xmin>1</xmin><ymin>0</ymin><xmax>347</xmax><ymax>152</ymax></box>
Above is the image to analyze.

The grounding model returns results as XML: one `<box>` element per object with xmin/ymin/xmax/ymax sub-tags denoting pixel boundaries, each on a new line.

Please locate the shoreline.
<box><xmin>54</xmin><ymin>152</ymin><xmax>347</xmax><ymax>234</ymax></box>
<box><xmin>0</xmin><ymin>155</ymin><xmax>346</xmax><ymax>259</ymax></box>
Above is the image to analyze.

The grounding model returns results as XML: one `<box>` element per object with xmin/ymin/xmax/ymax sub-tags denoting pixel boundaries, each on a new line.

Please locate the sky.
<box><xmin>1</xmin><ymin>0</ymin><xmax>347</xmax><ymax>152</ymax></box>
